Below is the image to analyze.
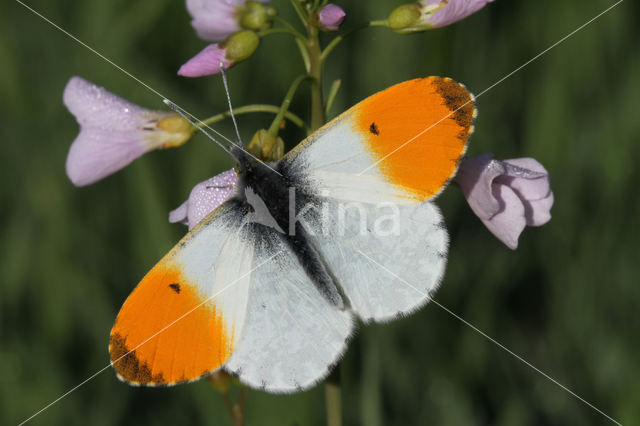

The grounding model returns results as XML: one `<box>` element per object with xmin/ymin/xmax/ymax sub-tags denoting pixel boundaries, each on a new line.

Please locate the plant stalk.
<box><xmin>307</xmin><ymin>25</ymin><xmax>325</xmax><ymax>131</ymax></box>
<box><xmin>268</xmin><ymin>74</ymin><xmax>310</xmax><ymax>136</ymax></box>
<box><xmin>325</xmin><ymin>367</ymin><xmax>342</xmax><ymax>426</ymax></box>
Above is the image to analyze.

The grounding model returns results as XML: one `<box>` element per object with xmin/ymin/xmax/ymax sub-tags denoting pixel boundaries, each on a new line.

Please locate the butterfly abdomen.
<box><xmin>236</xmin><ymin>154</ymin><xmax>344</xmax><ymax>307</ymax></box>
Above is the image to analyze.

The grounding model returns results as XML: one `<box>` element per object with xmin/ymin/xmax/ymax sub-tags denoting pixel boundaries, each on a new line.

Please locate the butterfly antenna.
<box><xmin>163</xmin><ymin>99</ymin><xmax>235</xmax><ymax>158</ymax></box>
<box><xmin>220</xmin><ymin>62</ymin><xmax>243</xmax><ymax>147</ymax></box>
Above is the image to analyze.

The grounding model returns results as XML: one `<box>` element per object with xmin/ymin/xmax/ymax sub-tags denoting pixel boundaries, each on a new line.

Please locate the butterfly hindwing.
<box><xmin>298</xmin><ymin>198</ymin><xmax>448</xmax><ymax>322</ymax></box>
<box><xmin>224</xmin><ymin>226</ymin><xmax>354</xmax><ymax>392</ymax></box>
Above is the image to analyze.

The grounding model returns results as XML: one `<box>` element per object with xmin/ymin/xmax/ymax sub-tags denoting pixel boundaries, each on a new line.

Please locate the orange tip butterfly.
<box><xmin>109</xmin><ymin>76</ymin><xmax>476</xmax><ymax>392</ymax></box>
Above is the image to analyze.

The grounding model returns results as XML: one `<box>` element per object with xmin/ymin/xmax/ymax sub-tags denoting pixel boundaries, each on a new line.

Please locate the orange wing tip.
<box><xmin>354</xmin><ymin>76</ymin><xmax>476</xmax><ymax>201</ymax></box>
<box><xmin>430</xmin><ymin>77</ymin><xmax>476</xmax><ymax>134</ymax></box>
<box><xmin>109</xmin><ymin>331</ymin><xmax>226</xmax><ymax>387</ymax></box>
<box><xmin>109</xmin><ymin>333</ymin><xmax>168</xmax><ymax>386</ymax></box>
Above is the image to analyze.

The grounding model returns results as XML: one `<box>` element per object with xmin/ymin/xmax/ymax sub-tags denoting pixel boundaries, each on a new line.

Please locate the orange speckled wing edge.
<box><xmin>109</xmin><ymin>261</ymin><xmax>233</xmax><ymax>386</ymax></box>
<box><xmin>354</xmin><ymin>77</ymin><xmax>476</xmax><ymax>201</ymax></box>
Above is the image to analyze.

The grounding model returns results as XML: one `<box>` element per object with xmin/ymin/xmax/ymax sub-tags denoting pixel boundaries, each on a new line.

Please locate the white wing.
<box><xmin>224</xmin><ymin>227</ymin><xmax>354</xmax><ymax>392</ymax></box>
<box><xmin>297</xmin><ymin>199</ymin><xmax>448</xmax><ymax>322</ymax></box>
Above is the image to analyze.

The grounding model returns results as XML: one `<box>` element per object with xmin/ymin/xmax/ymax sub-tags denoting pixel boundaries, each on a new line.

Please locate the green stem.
<box><xmin>296</xmin><ymin>37</ymin><xmax>311</xmax><ymax>72</ymax></box>
<box><xmin>221</xmin><ymin>393</ymin><xmax>243</xmax><ymax>426</ymax></box>
<box><xmin>289</xmin><ymin>0</ymin><xmax>308</xmax><ymax>26</ymax></box>
<box><xmin>258</xmin><ymin>27</ymin><xmax>306</xmax><ymax>42</ymax></box>
<box><xmin>271</xmin><ymin>15</ymin><xmax>310</xmax><ymax>72</ymax></box>
<box><xmin>308</xmin><ymin>24</ymin><xmax>325</xmax><ymax>131</ymax></box>
<box><xmin>325</xmin><ymin>79</ymin><xmax>341</xmax><ymax>117</ymax></box>
<box><xmin>198</xmin><ymin>104</ymin><xmax>308</xmax><ymax>132</ymax></box>
<box><xmin>369</xmin><ymin>19</ymin><xmax>389</xmax><ymax>27</ymax></box>
<box><xmin>304</xmin><ymin>15</ymin><xmax>342</xmax><ymax>426</ymax></box>
<box><xmin>320</xmin><ymin>22</ymin><xmax>381</xmax><ymax>63</ymax></box>
<box><xmin>268</xmin><ymin>75</ymin><xmax>310</xmax><ymax>136</ymax></box>
<box><xmin>272</xmin><ymin>15</ymin><xmax>300</xmax><ymax>33</ymax></box>
<box><xmin>325</xmin><ymin>367</ymin><xmax>342</xmax><ymax>426</ymax></box>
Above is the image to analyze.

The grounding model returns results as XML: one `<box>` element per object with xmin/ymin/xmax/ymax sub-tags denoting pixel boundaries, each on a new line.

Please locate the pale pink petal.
<box><xmin>455</xmin><ymin>153</ymin><xmax>502</xmax><ymax>219</ymax></box>
<box><xmin>171</xmin><ymin>169</ymin><xmax>238</xmax><ymax>229</ymax></box>
<box><xmin>178</xmin><ymin>44</ymin><xmax>232</xmax><ymax>77</ymax></box>
<box><xmin>318</xmin><ymin>4</ymin><xmax>346</xmax><ymax>31</ymax></box>
<box><xmin>457</xmin><ymin>153</ymin><xmax>553</xmax><ymax>249</ymax></box>
<box><xmin>186</xmin><ymin>0</ymin><xmax>241</xmax><ymax>41</ymax></box>
<box><xmin>482</xmin><ymin>184</ymin><xmax>527</xmax><ymax>250</ymax></box>
<box><xmin>186</xmin><ymin>0</ymin><xmax>269</xmax><ymax>41</ymax></box>
<box><xmin>63</xmin><ymin>77</ymin><xmax>186</xmax><ymax>186</ymax></box>
<box><xmin>525</xmin><ymin>192</ymin><xmax>554</xmax><ymax>226</ymax></box>
<box><xmin>497</xmin><ymin>158</ymin><xmax>553</xmax><ymax>226</ymax></box>
<box><xmin>63</xmin><ymin>76</ymin><xmax>148</xmax><ymax>129</ymax></box>
<box><xmin>422</xmin><ymin>0</ymin><xmax>494</xmax><ymax>28</ymax></box>
<box><xmin>500</xmin><ymin>157</ymin><xmax>550</xmax><ymax>200</ymax></box>
<box><xmin>66</xmin><ymin>128</ymin><xmax>150</xmax><ymax>186</ymax></box>
<box><xmin>168</xmin><ymin>201</ymin><xmax>189</xmax><ymax>225</ymax></box>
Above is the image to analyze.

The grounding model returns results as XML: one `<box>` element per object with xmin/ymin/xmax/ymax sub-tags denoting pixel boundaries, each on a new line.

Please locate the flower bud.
<box><xmin>388</xmin><ymin>4</ymin><xmax>423</xmax><ymax>33</ymax></box>
<box><xmin>222</xmin><ymin>30</ymin><xmax>260</xmax><ymax>62</ymax></box>
<box><xmin>317</xmin><ymin>4</ymin><xmax>346</xmax><ymax>32</ymax></box>
<box><xmin>247</xmin><ymin>129</ymin><xmax>285</xmax><ymax>161</ymax></box>
<box><xmin>238</xmin><ymin>1</ymin><xmax>273</xmax><ymax>32</ymax></box>
<box><xmin>178</xmin><ymin>44</ymin><xmax>233</xmax><ymax>77</ymax></box>
<box><xmin>207</xmin><ymin>371</ymin><xmax>232</xmax><ymax>393</ymax></box>
<box><xmin>389</xmin><ymin>1</ymin><xmax>495</xmax><ymax>33</ymax></box>
<box><xmin>156</xmin><ymin>115</ymin><xmax>193</xmax><ymax>148</ymax></box>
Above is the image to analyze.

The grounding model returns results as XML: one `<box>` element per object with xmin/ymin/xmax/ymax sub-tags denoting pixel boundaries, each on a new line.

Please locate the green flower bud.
<box><xmin>222</xmin><ymin>30</ymin><xmax>260</xmax><ymax>62</ymax></box>
<box><xmin>207</xmin><ymin>371</ymin><xmax>231</xmax><ymax>393</ymax></box>
<box><xmin>156</xmin><ymin>115</ymin><xmax>194</xmax><ymax>148</ymax></box>
<box><xmin>247</xmin><ymin>129</ymin><xmax>285</xmax><ymax>162</ymax></box>
<box><xmin>388</xmin><ymin>4</ymin><xmax>423</xmax><ymax>33</ymax></box>
<box><xmin>238</xmin><ymin>1</ymin><xmax>272</xmax><ymax>32</ymax></box>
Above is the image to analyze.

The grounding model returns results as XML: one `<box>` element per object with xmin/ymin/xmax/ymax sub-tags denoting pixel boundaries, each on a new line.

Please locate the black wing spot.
<box><xmin>169</xmin><ymin>283</ymin><xmax>181</xmax><ymax>294</ymax></box>
<box><xmin>369</xmin><ymin>122</ymin><xmax>380</xmax><ymax>135</ymax></box>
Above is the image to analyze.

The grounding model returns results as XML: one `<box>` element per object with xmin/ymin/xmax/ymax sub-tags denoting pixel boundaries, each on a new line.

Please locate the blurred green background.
<box><xmin>1</xmin><ymin>0</ymin><xmax>638</xmax><ymax>424</ymax></box>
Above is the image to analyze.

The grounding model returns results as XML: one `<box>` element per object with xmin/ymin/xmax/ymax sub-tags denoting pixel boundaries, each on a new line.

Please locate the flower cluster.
<box><xmin>63</xmin><ymin>0</ymin><xmax>551</xmax><ymax>251</ymax></box>
<box><xmin>179</xmin><ymin>0</ymin><xmax>271</xmax><ymax>77</ymax></box>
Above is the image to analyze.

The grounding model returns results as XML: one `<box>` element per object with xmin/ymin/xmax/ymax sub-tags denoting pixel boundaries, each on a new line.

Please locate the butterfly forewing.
<box><xmin>109</xmin><ymin>202</ymin><xmax>252</xmax><ymax>386</ymax></box>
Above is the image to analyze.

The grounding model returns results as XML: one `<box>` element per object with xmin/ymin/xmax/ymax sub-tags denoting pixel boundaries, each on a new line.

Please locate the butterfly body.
<box><xmin>110</xmin><ymin>77</ymin><xmax>476</xmax><ymax>392</ymax></box>
<box><xmin>233</xmin><ymin>148</ymin><xmax>344</xmax><ymax>307</ymax></box>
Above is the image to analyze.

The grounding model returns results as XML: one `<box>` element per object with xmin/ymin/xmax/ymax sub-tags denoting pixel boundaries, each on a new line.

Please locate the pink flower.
<box><xmin>169</xmin><ymin>169</ymin><xmax>238</xmax><ymax>229</ymax></box>
<box><xmin>389</xmin><ymin>0</ymin><xmax>494</xmax><ymax>33</ymax></box>
<box><xmin>186</xmin><ymin>0</ymin><xmax>269</xmax><ymax>42</ymax></box>
<box><xmin>178</xmin><ymin>44</ymin><xmax>232</xmax><ymax>77</ymax></box>
<box><xmin>178</xmin><ymin>31</ymin><xmax>259</xmax><ymax>77</ymax></box>
<box><xmin>421</xmin><ymin>0</ymin><xmax>494</xmax><ymax>28</ymax></box>
<box><xmin>63</xmin><ymin>77</ymin><xmax>191</xmax><ymax>187</ymax></box>
<box><xmin>318</xmin><ymin>4</ymin><xmax>346</xmax><ymax>31</ymax></box>
<box><xmin>456</xmin><ymin>154</ymin><xmax>554</xmax><ymax>249</ymax></box>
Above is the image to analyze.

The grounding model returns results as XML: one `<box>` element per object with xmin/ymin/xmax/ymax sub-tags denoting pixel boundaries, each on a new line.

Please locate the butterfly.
<box><xmin>109</xmin><ymin>76</ymin><xmax>476</xmax><ymax>392</ymax></box>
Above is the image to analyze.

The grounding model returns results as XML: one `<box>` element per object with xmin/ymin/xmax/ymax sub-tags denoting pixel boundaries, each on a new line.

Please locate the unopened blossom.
<box><xmin>186</xmin><ymin>0</ymin><xmax>270</xmax><ymax>42</ymax></box>
<box><xmin>63</xmin><ymin>77</ymin><xmax>192</xmax><ymax>187</ymax></box>
<box><xmin>318</xmin><ymin>4</ymin><xmax>346</xmax><ymax>31</ymax></box>
<box><xmin>456</xmin><ymin>153</ymin><xmax>554</xmax><ymax>249</ymax></box>
<box><xmin>178</xmin><ymin>31</ymin><xmax>260</xmax><ymax>77</ymax></box>
<box><xmin>389</xmin><ymin>0</ymin><xmax>494</xmax><ymax>33</ymax></box>
<box><xmin>178</xmin><ymin>44</ymin><xmax>232</xmax><ymax>77</ymax></box>
<box><xmin>169</xmin><ymin>169</ymin><xmax>238</xmax><ymax>229</ymax></box>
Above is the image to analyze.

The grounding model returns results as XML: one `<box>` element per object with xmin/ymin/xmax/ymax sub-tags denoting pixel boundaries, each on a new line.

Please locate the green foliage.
<box><xmin>1</xmin><ymin>0</ymin><xmax>638</xmax><ymax>424</ymax></box>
